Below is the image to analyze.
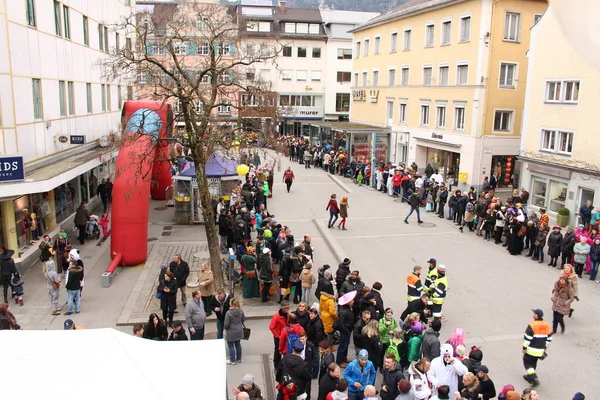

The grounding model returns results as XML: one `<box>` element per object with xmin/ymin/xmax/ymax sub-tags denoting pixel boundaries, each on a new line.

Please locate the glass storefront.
<box><xmin>14</xmin><ymin>196</ymin><xmax>33</xmax><ymax>248</ymax></box>
<box><xmin>531</xmin><ymin>175</ymin><xmax>568</xmax><ymax>212</ymax></box>
<box><xmin>0</xmin><ymin>207</ymin><xmax>4</xmax><ymax>246</ymax></box>
<box><xmin>425</xmin><ymin>147</ymin><xmax>460</xmax><ymax>182</ymax></box>
<box><xmin>491</xmin><ymin>155</ymin><xmax>517</xmax><ymax>188</ymax></box>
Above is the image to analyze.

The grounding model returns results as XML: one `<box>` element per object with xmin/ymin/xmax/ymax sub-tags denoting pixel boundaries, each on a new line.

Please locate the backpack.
<box><xmin>286</xmin><ymin>327</ymin><xmax>299</xmax><ymax>354</ymax></box>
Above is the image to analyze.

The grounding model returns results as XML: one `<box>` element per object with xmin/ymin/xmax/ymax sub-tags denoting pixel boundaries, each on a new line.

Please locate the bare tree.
<box><xmin>102</xmin><ymin>0</ymin><xmax>281</xmax><ymax>289</ymax></box>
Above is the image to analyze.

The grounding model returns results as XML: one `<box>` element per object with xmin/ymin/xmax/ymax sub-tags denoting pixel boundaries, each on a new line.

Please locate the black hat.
<box><xmin>476</xmin><ymin>365</ymin><xmax>489</xmax><ymax>374</ymax></box>
<box><xmin>342</xmin><ymin>258</ymin><xmax>351</xmax><ymax>265</ymax></box>
<box><xmin>427</xmin><ymin>258</ymin><xmax>437</xmax><ymax>266</ymax></box>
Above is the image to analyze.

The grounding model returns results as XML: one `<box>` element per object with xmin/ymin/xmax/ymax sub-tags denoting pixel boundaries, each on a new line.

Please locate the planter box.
<box><xmin>557</xmin><ymin>214</ymin><xmax>570</xmax><ymax>227</ymax></box>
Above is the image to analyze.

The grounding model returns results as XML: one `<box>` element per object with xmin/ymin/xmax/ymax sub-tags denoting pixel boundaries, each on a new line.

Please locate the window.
<box><xmin>296</xmin><ymin>70</ymin><xmax>307</xmax><ymax>82</ymax></box>
<box><xmin>175</xmin><ymin>42</ymin><xmax>187</xmax><ymax>56</ymax></box>
<box><xmin>32</xmin><ymin>78</ymin><xmax>42</xmax><ymax>119</ymax></box>
<box><xmin>26</xmin><ymin>0</ymin><xmax>36</xmax><ymax>27</ymax></box>
<box><xmin>420</xmin><ymin>104</ymin><xmax>430</xmax><ymax>126</ymax></box>
<box><xmin>309</xmin><ymin>24</ymin><xmax>319</xmax><ymax>34</ymax></box>
<box><xmin>54</xmin><ymin>1</ymin><xmax>62</xmax><ymax>36</ymax></box>
<box><xmin>58</xmin><ymin>81</ymin><xmax>66</xmax><ymax>117</ymax></box>
<box><xmin>63</xmin><ymin>5</ymin><xmax>70</xmax><ymax>39</ymax></box>
<box><xmin>499</xmin><ymin>63</ymin><xmax>517</xmax><ymax>88</ymax></box>
<box><xmin>106</xmin><ymin>84</ymin><xmax>111</xmax><ymax>111</ymax></box>
<box><xmin>337</xmin><ymin>48</ymin><xmax>352</xmax><ymax>59</ymax></box>
<box><xmin>219</xmin><ymin>72</ymin><xmax>232</xmax><ymax>83</ymax></box>
<box><xmin>217</xmin><ymin>100</ymin><xmax>231</xmax><ymax>114</ymax></box>
<box><xmin>115</xmin><ymin>33</ymin><xmax>120</xmax><ymax>51</ymax></box>
<box><xmin>457</xmin><ymin>64</ymin><xmax>468</xmax><ymax>85</ymax></box>
<box><xmin>364</xmin><ymin>39</ymin><xmax>369</xmax><ymax>56</ymax></box>
<box><xmin>533</xmin><ymin>14</ymin><xmax>543</xmax><ymax>27</ymax></box>
<box><xmin>373</xmin><ymin>70</ymin><xmax>379</xmax><ymax>86</ymax></box>
<box><xmin>196</xmin><ymin>15</ymin><xmax>209</xmax><ymax>30</ymax></box>
<box><xmin>337</xmin><ymin>71</ymin><xmax>351</xmax><ymax>83</ymax></box>
<box><xmin>311</xmin><ymin>70</ymin><xmax>321</xmax><ymax>82</ymax></box>
<box><xmin>504</xmin><ymin>12</ymin><xmax>521</xmax><ymax>41</ymax></box>
<box><xmin>545</xmin><ymin>80</ymin><xmax>580</xmax><ymax>103</ymax></box>
<box><xmin>403</xmin><ymin>29</ymin><xmax>411</xmax><ymax>50</ymax></box>
<box><xmin>86</xmin><ymin>83</ymin><xmax>92</xmax><ymax>113</ymax></box>
<box><xmin>282</xmin><ymin>46</ymin><xmax>292</xmax><ymax>57</ymax></box>
<box><xmin>399</xmin><ymin>102</ymin><xmax>407</xmax><ymax>123</ymax></box>
<box><xmin>218</xmin><ymin>44</ymin><xmax>232</xmax><ymax>56</ymax></box>
<box><xmin>388</xmin><ymin>68</ymin><xmax>396</xmax><ymax>86</ymax></box>
<box><xmin>104</xmin><ymin>26</ymin><xmax>109</xmax><ymax>52</ymax></box>
<box><xmin>336</xmin><ymin>93</ymin><xmax>350</xmax><ymax>112</ymax></box>
<box><xmin>374</xmin><ymin>36</ymin><xmax>380</xmax><ymax>54</ymax></box>
<box><xmin>390</xmin><ymin>32</ymin><xmax>398</xmax><ymax>52</ymax></box>
<box><xmin>541</xmin><ymin>129</ymin><xmax>574</xmax><ymax>155</ymax></box>
<box><xmin>284</xmin><ymin>23</ymin><xmax>320</xmax><ymax>34</ymax></box>
<box><xmin>67</xmin><ymin>81</ymin><xmax>74</xmax><ymax>115</ymax></box>
<box><xmin>242</xmin><ymin>94</ymin><xmax>259</xmax><ymax>106</ymax></box>
<box><xmin>423</xmin><ymin>66</ymin><xmax>432</xmax><ymax>86</ymax></box>
<box><xmin>425</xmin><ymin>24</ymin><xmax>434</xmax><ymax>47</ymax></box>
<box><xmin>354</xmin><ymin>72</ymin><xmax>358</xmax><ymax>86</ymax></box>
<box><xmin>282</xmin><ymin>70</ymin><xmax>292</xmax><ymax>81</ymax></box>
<box><xmin>436</xmin><ymin>105</ymin><xmax>446</xmax><ymax>128</ymax></box>
<box><xmin>198</xmin><ymin>42</ymin><xmax>209</xmax><ymax>56</ymax></box>
<box><xmin>362</xmin><ymin>71</ymin><xmax>367</xmax><ymax>87</ymax></box>
<box><xmin>83</xmin><ymin>16</ymin><xmax>89</xmax><ymax>45</ymax></box>
<box><xmin>439</xmin><ymin>65</ymin><xmax>449</xmax><ymax>85</ymax></box>
<box><xmin>117</xmin><ymin>85</ymin><xmax>122</xmax><ymax>108</ymax></box>
<box><xmin>355</xmin><ymin>42</ymin><xmax>361</xmax><ymax>58</ymax></box>
<box><xmin>200</xmin><ymin>74</ymin><xmax>211</xmax><ymax>84</ymax></box>
<box><xmin>126</xmin><ymin>38</ymin><xmax>132</xmax><ymax>56</ymax></box>
<box><xmin>401</xmin><ymin>67</ymin><xmax>409</xmax><ymax>85</ymax></box>
<box><xmin>297</xmin><ymin>47</ymin><xmax>307</xmax><ymax>57</ymax></box>
<box><xmin>246</xmin><ymin>21</ymin><xmax>271</xmax><ymax>32</ymax></box>
<box><xmin>454</xmin><ymin>106</ymin><xmax>465</xmax><ymax>130</ymax></box>
<box><xmin>441</xmin><ymin>20</ymin><xmax>451</xmax><ymax>45</ymax></box>
<box><xmin>460</xmin><ymin>16</ymin><xmax>471</xmax><ymax>42</ymax></box>
<box><xmin>101</xmin><ymin>84</ymin><xmax>106</xmax><ymax>112</ymax></box>
<box><xmin>493</xmin><ymin>110</ymin><xmax>513</xmax><ymax>132</ymax></box>
<box><xmin>312</xmin><ymin>47</ymin><xmax>321</xmax><ymax>58</ymax></box>
<box><xmin>98</xmin><ymin>24</ymin><xmax>104</xmax><ymax>50</ymax></box>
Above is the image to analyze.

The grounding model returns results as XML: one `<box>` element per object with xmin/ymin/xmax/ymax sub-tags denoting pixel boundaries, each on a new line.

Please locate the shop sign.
<box><xmin>431</xmin><ymin>132</ymin><xmax>443</xmax><ymax>140</ymax></box>
<box><xmin>483</xmin><ymin>147</ymin><xmax>492</xmax><ymax>154</ymax></box>
<box><xmin>57</xmin><ymin>135</ymin><xmax>69</xmax><ymax>144</ymax></box>
<box><xmin>353</xmin><ymin>134</ymin><xmax>369</xmax><ymax>144</ymax></box>
<box><xmin>280</xmin><ymin>107</ymin><xmax>324</xmax><ymax>120</ymax></box>
<box><xmin>0</xmin><ymin>155</ymin><xmax>25</xmax><ymax>183</ymax></box>
<box><xmin>352</xmin><ymin>89</ymin><xmax>366</xmax><ymax>101</ymax></box>
<box><xmin>528</xmin><ymin>162</ymin><xmax>571</xmax><ymax>179</ymax></box>
<box><xmin>70</xmin><ymin>135</ymin><xmax>86</xmax><ymax>145</ymax></box>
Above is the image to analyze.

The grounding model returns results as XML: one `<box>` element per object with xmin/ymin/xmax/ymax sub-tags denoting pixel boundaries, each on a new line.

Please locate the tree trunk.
<box><xmin>194</xmin><ymin>156</ymin><xmax>225</xmax><ymax>291</ymax></box>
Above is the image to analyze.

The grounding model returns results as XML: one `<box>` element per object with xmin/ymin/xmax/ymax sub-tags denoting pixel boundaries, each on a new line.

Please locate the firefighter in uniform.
<box><xmin>522</xmin><ymin>308</ymin><xmax>552</xmax><ymax>387</ymax></box>
<box><xmin>430</xmin><ymin>264</ymin><xmax>448</xmax><ymax>320</ymax></box>
<box><xmin>424</xmin><ymin>258</ymin><xmax>438</xmax><ymax>295</ymax></box>
<box><xmin>406</xmin><ymin>265</ymin><xmax>424</xmax><ymax>303</ymax></box>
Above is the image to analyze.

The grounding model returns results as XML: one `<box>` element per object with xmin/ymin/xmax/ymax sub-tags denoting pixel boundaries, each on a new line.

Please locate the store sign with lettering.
<box><xmin>352</xmin><ymin>90</ymin><xmax>366</xmax><ymax>101</ymax></box>
<box><xmin>431</xmin><ymin>132</ymin><xmax>443</xmax><ymax>140</ymax></box>
<box><xmin>0</xmin><ymin>156</ymin><xmax>25</xmax><ymax>182</ymax></box>
<box><xmin>280</xmin><ymin>107</ymin><xmax>324</xmax><ymax>120</ymax></box>
<box><xmin>528</xmin><ymin>162</ymin><xmax>571</xmax><ymax>179</ymax></box>
<box><xmin>57</xmin><ymin>135</ymin><xmax>69</xmax><ymax>144</ymax></box>
<box><xmin>70</xmin><ymin>135</ymin><xmax>86</xmax><ymax>145</ymax></box>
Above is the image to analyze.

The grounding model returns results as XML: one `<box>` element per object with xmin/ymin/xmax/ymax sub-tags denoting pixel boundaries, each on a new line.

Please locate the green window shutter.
<box><xmin>186</xmin><ymin>41</ymin><xmax>197</xmax><ymax>55</ymax></box>
<box><xmin>229</xmin><ymin>43</ymin><xmax>236</xmax><ymax>55</ymax></box>
<box><xmin>146</xmin><ymin>42</ymin><xmax>154</xmax><ymax>55</ymax></box>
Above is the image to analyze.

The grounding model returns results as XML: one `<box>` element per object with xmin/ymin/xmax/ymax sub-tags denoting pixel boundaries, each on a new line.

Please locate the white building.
<box><xmin>0</xmin><ymin>0</ymin><xmax>134</xmax><ymax>265</ymax></box>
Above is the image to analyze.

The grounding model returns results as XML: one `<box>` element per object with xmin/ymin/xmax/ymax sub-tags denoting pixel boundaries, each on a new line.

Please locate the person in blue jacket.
<box><xmin>343</xmin><ymin>349</ymin><xmax>377</xmax><ymax>400</ymax></box>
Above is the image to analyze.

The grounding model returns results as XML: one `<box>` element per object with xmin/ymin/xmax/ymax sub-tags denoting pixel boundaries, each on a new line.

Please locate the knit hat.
<box><xmin>358</xmin><ymin>349</ymin><xmax>369</xmax><ymax>359</ymax></box>
<box><xmin>573</xmin><ymin>393</ymin><xmax>585</xmax><ymax>400</ymax></box>
<box><xmin>398</xmin><ymin>379</ymin><xmax>411</xmax><ymax>394</ymax></box>
<box><xmin>242</xmin><ymin>374</ymin><xmax>254</xmax><ymax>386</ymax></box>
<box><xmin>342</xmin><ymin>258</ymin><xmax>351</xmax><ymax>265</ymax></box>
<box><xmin>437</xmin><ymin>264</ymin><xmax>446</xmax><ymax>273</ymax></box>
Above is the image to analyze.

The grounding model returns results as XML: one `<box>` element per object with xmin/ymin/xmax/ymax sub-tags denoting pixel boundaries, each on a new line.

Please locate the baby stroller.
<box><xmin>86</xmin><ymin>215</ymin><xmax>101</xmax><ymax>240</ymax></box>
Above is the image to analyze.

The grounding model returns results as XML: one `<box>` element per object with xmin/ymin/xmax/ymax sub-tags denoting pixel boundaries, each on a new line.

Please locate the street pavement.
<box><xmin>10</xmin><ymin>152</ymin><xmax>600</xmax><ymax>399</ymax></box>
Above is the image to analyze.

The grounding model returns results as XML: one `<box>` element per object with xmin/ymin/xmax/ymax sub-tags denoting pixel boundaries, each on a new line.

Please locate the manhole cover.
<box><xmin>147</xmin><ymin>237</ymin><xmax>158</xmax><ymax>242</ymax></box>
<box><xmin>204</xmin><ymin>332</ymin><xmax>217</xmax><ymax>339</ymax></box>
<box><xmin>418</xmin><ymin>222</ymin><xmax>436</xmax><ymax>228</ymax></box>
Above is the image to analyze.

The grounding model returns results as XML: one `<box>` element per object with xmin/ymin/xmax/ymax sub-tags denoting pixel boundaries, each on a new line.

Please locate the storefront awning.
<box><xmin>0</xmin><ymin>147</ymin><xmax>117</xmax><ymax>199</ymax></box>
<box><xmin>308</xmin><ymin>121</ymin><xmax>390</xmax><ymax>134</ymax></box>
<box><xmin>415</xmin><ymin>137</ymin><xmax>462</xmax><ymax>148</ymax></box>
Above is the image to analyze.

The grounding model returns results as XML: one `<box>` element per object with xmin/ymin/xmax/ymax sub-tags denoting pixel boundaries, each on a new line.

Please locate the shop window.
<box><xmin>55</xmin><ymin>178</ymin><xmax>79</xmax><ymax>224</ymax></box>
<box><xmin>549</xmin><ymin>180</ymin><xmax>568</xmax><ymax>212</ymax></box>
<box><xmin>530</xmin><ymin>175</ymin><xmax>567</xmax><ymax>212</ymax></box>
<box><xmin>531</xmin><ymin>177</ymin><xmax>547</xmax><ymax>207</ymax></box>
<box><xmin>14</xmin><ymin>196</ymin><xmax>33</xmax><ymax>249</ymax></box>
<box><xmin>491</xmin><ymin>155</ymin><xmax>515</xmax><ymax>189</ymax></box>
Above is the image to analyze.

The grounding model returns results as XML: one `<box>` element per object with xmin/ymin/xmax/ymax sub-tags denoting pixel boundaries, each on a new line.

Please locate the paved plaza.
<box><xmin>10</xmin><ymin>152</ymin><xmax>599</xmax><ymax>399</ymax></box>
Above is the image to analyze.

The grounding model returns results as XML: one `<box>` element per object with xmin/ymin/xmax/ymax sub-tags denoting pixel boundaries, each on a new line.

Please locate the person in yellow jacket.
<box><xmin>319</xmin><ymin>291</ymin><xmax>337</xmax><ymax>343</ymax></box>
<box><xmin>430</xmin><ymin>264</ymin><xmax>448</xmax><ymax>320</ymax></box>
<box><xmin>522</xmin><ymin>308</ymin><xmax>552</xmax><ymax>387</ymax></box>
<box><xmin>424</xmin><ymin>258</ymin><xmax>438</xmax><ymax>294</ymax></box>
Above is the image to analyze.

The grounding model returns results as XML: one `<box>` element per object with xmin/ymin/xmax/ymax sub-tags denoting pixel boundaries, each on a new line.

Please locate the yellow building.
<box><xmin>520</xmin><ymin>5</ymin><xmax>599</xmax><ymax>225</ymax></box>
<box><xmin>349</xmin><ymin>0</ymin><xmax>547</xmax><ymax>190</ymax></box>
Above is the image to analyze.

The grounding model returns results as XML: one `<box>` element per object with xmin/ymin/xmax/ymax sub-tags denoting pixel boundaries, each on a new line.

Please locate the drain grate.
<box><xmin>418</xmin><ymin>222</ymin><xmax>436</xmax><ymax>228</ymax></box>
<box><xmin>161</xmin><ymin>231</ymin><xmax>172</xmax><ymax>236</ymax></box>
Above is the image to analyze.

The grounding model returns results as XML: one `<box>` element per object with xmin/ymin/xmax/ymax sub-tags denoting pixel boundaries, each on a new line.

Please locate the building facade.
<box><xmin>349</xmin><ymin>0</ymin><xmax>547</xmax><ymax>189</ymax></box>
<box><xmin>0</xmin><ymin>0</ymin><xmax>134</xmax><ymax>264</ymax></box>
<box><xmin>519</xmin><ymin>5</ymin><xmax>598</xmax><ymax>226</ymax></box>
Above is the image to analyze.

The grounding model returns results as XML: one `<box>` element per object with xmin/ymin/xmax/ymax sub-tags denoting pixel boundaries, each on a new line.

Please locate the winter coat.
<box><xmin>339</xmin><ymin>203</ymin><xmax>348</xmax><ymax>218</ymax></box>
<box><xmin>547</xmin><ymin>231</ymin><xmax>563</xmax><ymax>257</ymax></box>
<box><xmin>378</xmin><ymin>317</ymin><xmax>399</xmax><ymax>345</ymax></box>
<box><xmin>562</xmin><ymin>272</ymin><xmax>579</xmax><ymax>297</ymax></box>
<box><xmin>574</xmin><ymin>242</ymin><xmax>591</xmax><ymax>264</ymax></box>
<box><xmin>534</xmin><ymin>226</ymin><xmax>550</xmax><ymax>247</ymax></box>
<box><xmin>319</xmin><ymin>293</ymin><xmax>337</xmax><ymax>333</ymax></box>
<box><xmin>210</xmin><ymin>294</ymin><xmax>231</xmax><ymax>322</ymax></box>
<box><xmin>159</xmin><ymin>277</ymin><xmax>177</xmax><ymax>312</ymax></box>
<box><xmin>579</xmin><ymin>204</ymin><xmax>594</xmax><ymax>222</ymax></box>
<box><xmin>277</xmin><ymin>353</ymin><xmax>312</xmax><ymax>395</ymax></box>
<box><xmin>427</xmin><ymin>352</ymin><xmax>468</xmax><ymax>395</ymax></box>
<box><xmin>551</xmin><ymin>283</ymin><xmax>574</xmax><ymax>316</ymax></box>
<box><xmin>301</xmin><ymin>268</ymin><xmax>316</xmax><ymax>288</ymax></box>
<box><xmin>306</xmin><ymin>316</ymin><xmax>326</xmax><ymax>344</ymax></box>
<box><xmin>143</xmin><ymin>321</ymin><xmax>168</xmax><ymax>341</ymax></box>
<box><xmin>407</xmin><ymin>334</ymin><xmax>423</xmax><ymax>363</ymax></box>
<box><xmin>421</xmin><ymin>327</ymin><xmax>441</xmax><ymax>361</ymax></box>
<box><xmin>224</xmin><ymin>308</ymin><xmax>246</xmax><ymax>341</ymax></box>
<box><xmin>339</xmin><ymin>278</ymin><xmax>365</xmax><ymax>298</ymax></box>
<box><xmin>170</xmin><ymin>260</ymin><xmax>190</xmax><ymax>288</ymax></box>
<box><xmin>315</xmin><ymin>276</ymin><xmax>334</xmax><ymax>299</ymax></box>
<box><xmin>408</xmin><ymin>361</ymin><xmax>432</xmax><ymax>400</ymax></box>
<box><xmin>317</xmin><ymin>373</ymin><xmax>339</xmax><ymax>400</ymax></box>
<box><xmin>269</xmin><ymin>309</ymin><xmax>289</xmax><ymax>338</ymax></box>
<box><xmin>258</xmin><ymin>253</ymin><xmax>274</xmax><ymax>282</ymax></box>
<box><xmin>409</xmin><ymin>193</ymin><xmax>421</xmax><ymax>208</ymax></box>
<box><xmin>279</xmin><ymin>324</ymin><xmax>306</xmax><ymax>354</ymax></box>
<box><xmin>0</xmin><ymin>250</ymin><xmax>17</xmax><ymax>277</ymax></box>
<box><xmin>293</xmin><ymin>309</ymin><xmax>310</xmax><ymax>331</ymax></box>
<box><xmin>381</xmin><ymin>362</ymin><xmax>404</xmax><ymax>400</ymax></box>
<box><xmin>65</xmin><ymin>264</ymin><xmax>84</xmax><ymax>291</ymax></box>
<box><xmin>197</xmin><ymin>269</ymin><xmax>215</xmax><ymax>297</ymax></box>
<box><xmin>45</xmin><ymin>260</ymin><xmax>60</xmax><ymax>290</ymax></box>
<box><xmin>335</xmin><ymin>305</ymin><xmax>355</xmax><ymax>334</ymax></box>
<box><xmin>361</xmin><ymin>334</ymin><xmax>384</xmax><ymax>369</ymax></box>
<box><xmin>318</xmin><ymin>351</ymin><xmax>335</xmax><ymax>381</ymax></box>
<box><xmin>236</xmin><ymin>383</ymin><xmax>263</xmax><ymax>400</ymax></box>
<box><xmin>335</xmin><ymin>264</ymin><xmax>351</xmax><ymax>291</ymax></box>
<box><xmin>343</xmin><ymin>358</ymin><xmax>376</xmax><ymax>394</ymax></box>
<box><xmin>590</xmin><ymin>243</ymin><xmax>600</xmax><ymax>262</ymax></box>
<box><xmin>184</xmin><ymin>298</ymin><xmax>206</xmax><ymax>329</ymax></box>
<box><xmin>526</xmin><ymin>225</ymin><xmax>539</xmax><ymax>241</ymax></box>
<box><xmin>74</xmin><ymin>205</ymin><xmax>90</xmax><ymax>226</ymax></box>
<box><xmin>386</xmin><ymin>338</ymin><xmax>409</xmax><ymax>370</ymax></box>
<box><xmin>560</xmin><ymin>232</ymin><xmax>576</xmax><ymax>253</ymax></box>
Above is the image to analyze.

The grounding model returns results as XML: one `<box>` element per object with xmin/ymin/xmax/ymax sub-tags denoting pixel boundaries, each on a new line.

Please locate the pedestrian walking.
<box><xmin>560</xmin><ymin>264</ymin><xmax>579</xmax><ymax>318</ymax></box>
<box><xmin>0</xmin><ymin>245</ymin><xmax>17</xmax><ymax>303</ymax></box>
<box><xmin>338</xmin><ymin>196</ymin><xmax>349</xmax><ymax>230</ymax></box>
<box><xmin>551</xmin><ymin>277</ymin><xmax>574</xmax><ymax>334</ymax></box>
<box><xmin>326</xmin><ymin>194</ymin><xmax>340</xmax><ymax>229</ymax></box>
<box><xmin>522</xmin><ymin>308</ymin><xmax>552</xmax><ymax>387</ymax></box>
<box><xmin>45</xmin><ymin>260</ymin><xmax>61</xmax><ymax>315</ymax></box>
<box><xmin>224</xmin><ymin>298</ymin><xmax>245</xmax><ymax>365</ymax></box>
<box><xmin>283</xmin><ymin>166</ymin><xmax>295</xmax><ymax>193</ymax></box>
<box><xmin>197</xmin><ymin>262</ymin><xmax>215</xmax><ymax>316</ymax></box>
<box><xmin>99</xmin><ymin>213</ymin><xmax>110</xmax><ymax>238</ymax></box>
<box><xmin>74</xmin><ymin>201</ymin><xmax>90</xmax><ymax>245</ymax></box>
<box><xmin>404</xmin><ymin>191</ymin><xmax>423</xmax><ymax>224</ymax></box>
<box><xmin>185</xmin><ymin>290</ymin><xmax>207</xmax><ymax>340</ymax></box>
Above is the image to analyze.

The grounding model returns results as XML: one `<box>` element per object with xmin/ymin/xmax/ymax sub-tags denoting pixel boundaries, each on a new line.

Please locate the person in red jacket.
<box><xmin>326</xmin><ymin>194</ymin><xmax>340</xmax><ymax>229</ymax></box>
<box><xmin>279</xmin><ymin>313</ymin><xmax>306</xmax><ymax>354</ymax></box>
<box><xmin>392</xmin><ymin>171</ymin><xmax>402</xmax><ymax>198</ymax></box>
<box><xmin>270</xmin><ymin>301</ymin><xmax>291</xmax><ymax>369</ymax></box>
<box><xmin>283</xmin><ymin>167</ymin><xmax>295</xmax><ymax>193</ymax></box>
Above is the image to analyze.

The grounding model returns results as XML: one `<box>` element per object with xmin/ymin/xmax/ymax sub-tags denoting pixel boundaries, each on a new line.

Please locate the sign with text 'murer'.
<box><xmin>0</xmin><ymin>156</ymin><xmax>25</xmax><ymax>183</ymax></box>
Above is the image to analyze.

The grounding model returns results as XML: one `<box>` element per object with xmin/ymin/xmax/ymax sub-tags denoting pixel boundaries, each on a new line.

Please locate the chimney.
<box><xmin>279</xmin><ymin>1</ymin><xmax>286</xmax><ymax>13</ymax></box>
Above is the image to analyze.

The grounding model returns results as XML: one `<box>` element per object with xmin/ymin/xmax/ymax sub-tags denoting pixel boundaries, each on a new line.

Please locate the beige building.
<box><xmin>349</xmin><ymin>0</ymin><xmax>546</xmax><ymax>190</ymax></box>
<box><xmin>520</xmin><ymin>5</ymin><xmax>598</xmax><ymax>225</ymax></box>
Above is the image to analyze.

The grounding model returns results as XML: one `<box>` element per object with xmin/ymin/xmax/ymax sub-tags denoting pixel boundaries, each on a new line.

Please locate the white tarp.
<box><xmin>0</xmin><ymin>328</ymin><xmax>227</xmax><ymax>400</ymax></box>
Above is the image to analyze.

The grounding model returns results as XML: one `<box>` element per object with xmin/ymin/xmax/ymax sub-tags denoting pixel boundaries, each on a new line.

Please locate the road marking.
<box><xmin>312</xmin><ymin>218</ymin><xmax>345</xmax><ymax>264</ymax></box>
<box><xmin>469</xmin><ymin>324</ymin><xmax>600</xmax><ymax>345</ymax></box>
<box><xmin>328</xmin><ymin>174</ymin><xmax>353</xmax><ymax>193</ymax></box>
<box><xmin>262</xmin><ymin>353</ymin><xmax>276</xmax><ymax>400</ymax></box>
<box><xmin>336</xmin><ymin>231</ymin><xmax>457</xmax><ymax>240</ymax></box>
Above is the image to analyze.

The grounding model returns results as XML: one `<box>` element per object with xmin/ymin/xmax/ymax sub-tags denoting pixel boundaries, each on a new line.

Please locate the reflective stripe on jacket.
<box><xmin>522</xmin><ymin>320</ymin><xmax>552</xmax><ymax>357</ymax></box>
<box><xmin>431</xmin><ymin>275</ymin><xmax>448</xmax><ymax>305</ymax></box>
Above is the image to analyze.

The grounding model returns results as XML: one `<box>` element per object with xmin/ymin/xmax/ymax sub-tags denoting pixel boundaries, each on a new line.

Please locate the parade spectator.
<box><xmin>185</xmin><ymin>290</ymin><xmax>206</xmax><ymax>340</ymax></box>
<box><xmin>142</xmin><ymin>313</ymin><xmax>168</xmax><ymax>341</ymax></box>
<box><xmin>225</xmin><ymin>298</ymin><xmax>245</xmax><ymax>365</ymax></box>
<box><xmin>211</xmin><ymin>288</ymin><xmax>231</xmax><ymax>339</ymax></box>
